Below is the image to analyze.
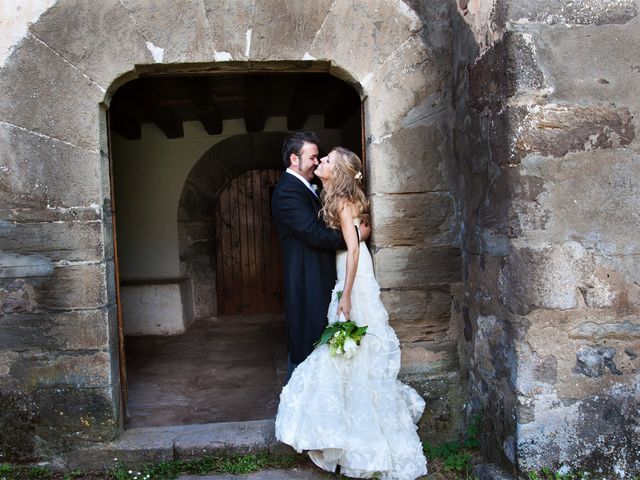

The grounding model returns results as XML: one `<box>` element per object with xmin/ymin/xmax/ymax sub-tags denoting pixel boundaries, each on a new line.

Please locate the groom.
<box><xmin>272</xmin><ymin>131</ymin><xmax>369</xmax><ymax>378</ymax></box>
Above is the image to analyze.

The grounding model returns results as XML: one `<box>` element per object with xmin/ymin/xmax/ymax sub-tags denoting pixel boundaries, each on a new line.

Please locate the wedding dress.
<box><xmin>275</xmin><ymin>225</ymin><xmax>428</xmax><ymax>480</ymax></box>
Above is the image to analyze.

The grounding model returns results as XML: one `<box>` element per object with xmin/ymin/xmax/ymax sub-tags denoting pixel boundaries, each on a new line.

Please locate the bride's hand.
<box><xmin>337</xmin><ymin>295</ymin><xmax>351</xmax><ymax>321</ymax></box>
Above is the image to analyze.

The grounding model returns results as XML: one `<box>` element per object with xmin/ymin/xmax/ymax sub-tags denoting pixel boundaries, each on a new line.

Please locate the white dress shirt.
<box><xmin>286</xmin><ymin>168</ymin><xmax>318</xmax><ymax>197</ymax></box>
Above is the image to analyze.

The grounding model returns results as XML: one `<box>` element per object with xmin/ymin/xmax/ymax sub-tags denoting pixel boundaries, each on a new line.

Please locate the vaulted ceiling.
<box><xmin>109</xmin><ymin>73</ymin><xmax>361</xmax><ymax>139</ymax></box>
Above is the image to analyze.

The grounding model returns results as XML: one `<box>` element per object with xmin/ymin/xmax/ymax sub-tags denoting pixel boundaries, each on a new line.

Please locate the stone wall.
<box><xmin>0</xmin><ymin>0</ymin><xmax>465</xmax><ymax>463</ymax></box>
<box><xmin>453</xmin><ymin>0</ymin><xmax>640</xmax><ymax>475</ymax></box>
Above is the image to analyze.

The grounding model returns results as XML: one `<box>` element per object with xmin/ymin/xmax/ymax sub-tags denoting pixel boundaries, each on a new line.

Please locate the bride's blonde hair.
<box><xmin>319</xmin><ymin>147</ymin><xmax>370</xmax><ymax>229</ymax></box>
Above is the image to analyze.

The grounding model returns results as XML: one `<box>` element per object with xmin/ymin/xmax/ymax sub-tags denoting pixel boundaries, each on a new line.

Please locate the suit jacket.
<box><xmin>271</xmin><ymin>172</ymin><xmax>345</xmax><ymax>364</ymax></box>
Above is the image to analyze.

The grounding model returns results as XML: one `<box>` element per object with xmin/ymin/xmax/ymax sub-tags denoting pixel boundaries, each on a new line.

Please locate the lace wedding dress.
<box><xmin>275</xmin><ymin>230</ymin><xmax>428</xmax><ymax>480</ymax></box>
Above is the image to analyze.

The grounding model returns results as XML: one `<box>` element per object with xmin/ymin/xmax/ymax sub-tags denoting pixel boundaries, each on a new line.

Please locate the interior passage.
<box><xmin>124</xmin><ymin>315</ymin><xmax>287</xmax><ymax>428</ymax></box>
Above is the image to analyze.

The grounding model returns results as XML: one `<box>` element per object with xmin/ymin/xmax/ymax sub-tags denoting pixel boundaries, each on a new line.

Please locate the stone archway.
<box><xmin>0</xmin><ymin>0</ymin><xmax>459</xmax><ymax>459</ymax></box>
<box><xmin>177</xmin><ymin>132</ymin><xmax>285</xmax><ymax>319</ymax></box>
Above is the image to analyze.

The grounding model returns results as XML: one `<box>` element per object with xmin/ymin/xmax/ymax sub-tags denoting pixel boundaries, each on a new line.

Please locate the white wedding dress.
<box><xmin>275</xmin><ymin>230</ymin><xmax>428</xmax><ymax>480</ymax></box>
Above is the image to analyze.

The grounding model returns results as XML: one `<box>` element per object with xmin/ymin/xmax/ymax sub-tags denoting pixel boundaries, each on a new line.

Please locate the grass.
<box><xmin>421</xmin><ymin>413</ymin><xmax>481</xmax><ymax>479</ymax></box>
<box><xmin>0</xmin><ymin>453</ymin><xmax>306</xmax><ymax>480</ymax></box>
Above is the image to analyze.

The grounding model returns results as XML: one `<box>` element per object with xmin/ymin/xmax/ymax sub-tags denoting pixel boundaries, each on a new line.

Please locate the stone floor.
<box><xmin>124</xmin><ymin>315</ymin><xmax>288</xmax><ymax>428</ymax></box>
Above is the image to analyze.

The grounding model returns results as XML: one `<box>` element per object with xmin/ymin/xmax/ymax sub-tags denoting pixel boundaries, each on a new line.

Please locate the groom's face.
<box><xmin>291</xmin><ymin>141</ymin><xmax>319</xmax><ymax>182</ymax></box>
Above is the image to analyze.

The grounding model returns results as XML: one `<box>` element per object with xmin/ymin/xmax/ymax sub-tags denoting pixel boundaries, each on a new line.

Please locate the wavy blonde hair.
<box><xmin>319</xmin><ymin>147</ymin><xmax>370</xmax><ymax>229</ymax></box>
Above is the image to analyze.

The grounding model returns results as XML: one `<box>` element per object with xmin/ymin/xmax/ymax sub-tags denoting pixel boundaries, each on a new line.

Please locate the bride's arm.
<box><xmin>337</xmin><ymin>203</ymin><xmax>359</xmax><ymax>321</ymax></box>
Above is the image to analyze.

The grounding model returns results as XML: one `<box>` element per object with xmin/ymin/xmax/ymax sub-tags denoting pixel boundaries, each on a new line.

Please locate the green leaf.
<box><xmin>343</xmin><ymin>322</ymin><xmax>356</xmax><ymax>335</ymax></box>
<box><xmin>315</xmin><ymin>325</ymin><xmax>339</xmax><ymax>347</ymax></box>
<box><xmin>336</xmin><ymin>290</ymin><xmax>343</xmax><ymax>301</ymax></box>
<box><xmin>355</xmin><ymin>326</ymin><xmax>368</xmax><ymax>336</ymax></box>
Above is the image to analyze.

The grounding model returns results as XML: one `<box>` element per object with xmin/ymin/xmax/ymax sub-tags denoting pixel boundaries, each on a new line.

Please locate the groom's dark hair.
<box><xmin>282</xmin><ymin>130</ymin><xmax>320</xmax><ymax>168</ymax></box>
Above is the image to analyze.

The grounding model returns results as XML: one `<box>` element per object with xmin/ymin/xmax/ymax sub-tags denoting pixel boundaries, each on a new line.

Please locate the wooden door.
<box><xmin>107</xmin><ymin>110</ymin><xmax>128</xmax><ymax>418</ymax></box>
<box><xmin>215</xmin><ymin>169</ymin><xmax>284</xmax><ymax>315</ymax></box>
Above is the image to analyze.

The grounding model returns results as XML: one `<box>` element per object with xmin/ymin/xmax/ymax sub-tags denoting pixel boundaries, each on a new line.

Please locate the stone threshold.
<box><xmin>66</xmin><ymin>418</ymin><xmax>293</xmax><ymax>471</ymax></box>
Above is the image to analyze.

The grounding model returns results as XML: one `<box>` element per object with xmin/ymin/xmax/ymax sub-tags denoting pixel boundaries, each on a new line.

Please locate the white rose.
<box><xmin>343</xmin><ymin>337</ymin><xmax>358</xmax><ymax>359</ymax></box>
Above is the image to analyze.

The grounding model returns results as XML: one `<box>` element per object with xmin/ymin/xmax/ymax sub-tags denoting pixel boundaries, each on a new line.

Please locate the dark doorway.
<box><xmin>109</xmin><ymin>70</ymin><xmax>363</xmax><ymax>428</ymax></box>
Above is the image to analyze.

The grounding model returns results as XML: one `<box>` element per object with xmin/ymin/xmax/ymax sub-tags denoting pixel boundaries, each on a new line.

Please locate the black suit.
<box><xmin>272</xmin><ymin>172</ymin><xmax>345</xmax><ymax>364</ymax></box>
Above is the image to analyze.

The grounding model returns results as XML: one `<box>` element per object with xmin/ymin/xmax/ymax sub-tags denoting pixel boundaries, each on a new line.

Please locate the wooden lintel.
<box><xmin>244</xmin><ymin>76</ymin><xmax>267</xmax><ymax>133</ymax></box>
<box><xmin>184</xmin><ymin>77</ymin><xmax>223</xmax><ymax>135</ymax></box>
<box><xmin>128</xmin><ymin>79</ymin><xmax>182</xmax><ymax>139</ymax></box>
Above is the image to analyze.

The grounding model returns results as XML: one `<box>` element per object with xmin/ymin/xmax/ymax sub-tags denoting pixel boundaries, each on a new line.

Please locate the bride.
<box><xmin>275</xmin><ymin>147</ymin><xmax>428</xmax><ymax>480</ymax></box>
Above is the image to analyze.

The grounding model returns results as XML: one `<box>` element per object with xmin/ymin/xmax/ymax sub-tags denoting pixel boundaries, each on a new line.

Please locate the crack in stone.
<box><xmin>307</xmin><ymin>0</ymin><xmax>338</xmax><ymax>57</ymax></box>
<box><xmin>0</xmin><ymin>120</ymin><xmax>99</xmax><ymax>154</ymax></box>
<box><xmin>27</xmin><ymin>33</ymin><xmax>105</xmax><ymax>92</ymax></box>
<box><xmin>365</xmin><ymin>33</ymin><xmax>423</xmax><ymax>88</ymax></box>
<box><xmin>402</xmin><ymin>106</ymin><xmax>450</xmax><ymax>129</ymax></box>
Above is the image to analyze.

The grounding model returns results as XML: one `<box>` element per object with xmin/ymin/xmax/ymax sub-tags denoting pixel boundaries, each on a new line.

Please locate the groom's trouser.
<box><xmin>286</xmin><ymin>354</ymin><xmax>299</xmax><ymax>383</ymax></box>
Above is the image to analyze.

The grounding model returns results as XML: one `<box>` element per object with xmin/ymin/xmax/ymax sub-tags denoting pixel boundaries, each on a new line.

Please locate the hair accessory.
<box><xmin>354</xmin><ymin>171</ymin><xmax>363</xmax><ymax>181</ymax></box>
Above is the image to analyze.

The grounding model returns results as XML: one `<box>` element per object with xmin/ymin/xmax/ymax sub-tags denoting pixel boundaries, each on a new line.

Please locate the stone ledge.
<box><xmin>66</xmin><ymin>419</ymin><xmax>290</xmax><ymax>470</ymax></box>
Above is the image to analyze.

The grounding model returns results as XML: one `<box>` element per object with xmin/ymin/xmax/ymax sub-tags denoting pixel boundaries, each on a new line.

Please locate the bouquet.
<box><xmin>315</xmin><ymin>291</ymin><xmax>368</xmax><ymax>359</ymax></box>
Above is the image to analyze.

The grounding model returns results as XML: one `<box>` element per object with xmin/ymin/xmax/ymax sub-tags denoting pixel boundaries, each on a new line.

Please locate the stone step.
<box><xmin>177</xmin><ymin>470</ymin><xmax>335</xmax><ymax>480</ymax></box>
<box><xmin>66</xmin><ymin>419</ymin><xmax>294</xmax><ymax>471</ymax></box>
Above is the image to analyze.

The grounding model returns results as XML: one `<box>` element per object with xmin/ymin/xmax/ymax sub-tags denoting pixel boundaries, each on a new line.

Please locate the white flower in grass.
<box><xmin>343</xmin><ymin>337</ymin><xmax>359</xmax><ymax>359</ymax></box>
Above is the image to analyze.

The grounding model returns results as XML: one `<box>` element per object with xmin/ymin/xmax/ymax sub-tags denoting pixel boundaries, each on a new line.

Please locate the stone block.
<box><xmin>569</xmin><ymin>319</ymin><xmax>640</xmax><ymax>340</ymax></box>
<box><xmin>174</xmin><ymin>419</ymin><xmax>276</xmax><ymax>459</ymax></box>
<box><xmin>473</xmin><ymin>314</ymin><xmax>518</xmax><ymax>384</ymax></box>
<box><xmin>0</xmin><ymin>123</ymin><xmax>102</xmax><ymax>209</ymax></box>
<box><xmin>10</xmin><ymin>351</ymin><xmax>112</xmax><ymax>388</ymax></box>
<box><xmin>505</xmin><ymin>0</ymin><xmax>638</xmax><ymax>25</ymax></box>
<box><xmin>121</xmin><ymin>0</ymin><xmax>216</xmax><ymax>64</ymax></box>
<box><xmin>0</xmin><ymin>35</ymin><xmax>104</xmax><ymax>150</ymax></box>
<box><xmin>204</xmin><ymin>0</ymin><xmax>255</xmax><ymax>61</ymax></box>
<box><xmin>535</xmin><ymin>22</ymin><xmax>640</xmax><ymax>110</ymax></box>
<box><xmin>400</xmin><ymin>340</ymin><xmax>459</xmax><ymax>375</ymax></box>
<box><xmin>29</xmin><ymin>0</ymin><xmax>153</xmax><ymax>88</ymax></box>
<box><xmin>307</xmin><ymin>0</ymin><xmax>421</xmax><ymax>82</ymax></box>
<box><xmin>519</xmin><ymin>145</ymin><xmax>640</xmax><ymax>257</ymax></box>
<box><xmin>573</xmin><ymin>345</ymin><xmax>622</xmax><ymax>378</ymax></box>
<box><xmin>373</xmin><ymin>245</ymin><xmax>461</xmax><ymax>289</ymax></box>
<box><xmin>521</xmin><ymin>308</ymin><xmax>640</xmax><ymax>399</ymax></box>
<box><xmin>251</xmin><ymin>0</ymin><xmax>333</xmax><ymax>60</ymax></box>
<box><xmin>0</xmin><ymin>309</ymin><xmax>109</xmax><ymax>351</ymax></box>
<box><xmin>473</xmin><ymin>463</ymin><xmax>515</xmax><ymax>480</ymax></box>
<box><xmin>121</xmin><ymin>281</ymin><xmax>191</xmax><ymax>336</ymax></box>
<box><xmin>468</xmin><ymin>31</ymin><xmax>546</xmax><ymax>111</ymax></box>
<box><xmin>370</xmin><ymin>192</ymin><xmax>455</xmax><ymax>246</ymax></box>
<box><xmin>0</xmin><ymin>219</ymin><xmax>103</xmax><ymax>263</ymax></box>
<box><xmin>401</xmin><ymin>370</ymin><xmax>466</xmax><ymax>443</ymax></box>
<box><xmin>363</xmin><ymin>34</ymin><xmax>447</xmax><ymax>141</ymax></box>
<box><xmin>516</xmin><ymin>387</ymin><xmax>640</xmax><ymax>475</ymax></box>
<box><xmin>0</xmin><ymin>263</ymin><xmax>107</xmax><ymax>311</ymax></box>
<box><xmin>511</xmin><ymin>105</ymin><xmax>634</xmax><ymax>163</ymax></box>
<box><xmin>498</xmin><ymin>242</ymin><xmax>592</xmax><ymax>315</ymax></box>
<box><xmin>67</xmin><ymin>425</ymin><xmax>176</xmax><ymax>470</ymax></box>
<box><xmin>30</xmin><ymin>385</ymin><xmax>119</xmax><ymax>456</ymax></box>
<box><xmin>368</xmin><ymin>122</ymin><xmax>453</xmax><ymax>194</ymax></box>
<box><xmin>0</xmin><ymin>389</ymin><xmax>38</xmax><ymax>462</ymax></box>
<box><xmin>381</xmin><ymin>288</ymin><xmax>452</xmax><ymax>342</ymax></box>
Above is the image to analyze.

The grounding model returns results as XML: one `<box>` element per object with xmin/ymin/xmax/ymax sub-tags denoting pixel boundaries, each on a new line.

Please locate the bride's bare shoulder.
<box><xmin>337</xmin><ymin>200</ymin><xmax>358</xmax><ymax>218</ymax></box>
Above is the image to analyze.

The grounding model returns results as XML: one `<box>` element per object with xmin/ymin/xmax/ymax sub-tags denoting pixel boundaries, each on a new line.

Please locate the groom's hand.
<box><xmin>358</xmin><ymin>221</ymin><xmax>371</xmax><ymax>242</ymax></box>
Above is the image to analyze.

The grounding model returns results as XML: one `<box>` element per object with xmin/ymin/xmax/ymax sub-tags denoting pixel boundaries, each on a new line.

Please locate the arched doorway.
<box><xmin>110</xmin><ymin>73</ymin><xmax>363</xmax><ymax>428</ymax></box>
<box><xmin>215</xmin><ymin>169</ymin><xmax>284</xmax><ymax>315</ymax></box>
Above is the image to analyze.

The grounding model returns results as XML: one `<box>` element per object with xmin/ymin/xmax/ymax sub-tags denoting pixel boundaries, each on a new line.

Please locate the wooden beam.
<box><xmin>136</xmin><ymin>79</ymin><xmax>184</xmax><ymax>139</ymax></box>
<box><xmin>324</xmin><ymin>84</ymin><xmax>360</xmax><ymax>129</ymax></box>
<box><xmin>286</xmin><ymin>75</ymin><xmax>311</xmax><ymax>130</ymax></box>
<box><xmin>184</xmin><ymin>77</ymin><xmax>223</xmax><ymax>135</ymax></box>
<box><xmin>244</xmin><ymin>75</ymin><xmax>267</xmax><ymax>133</ymax></box>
